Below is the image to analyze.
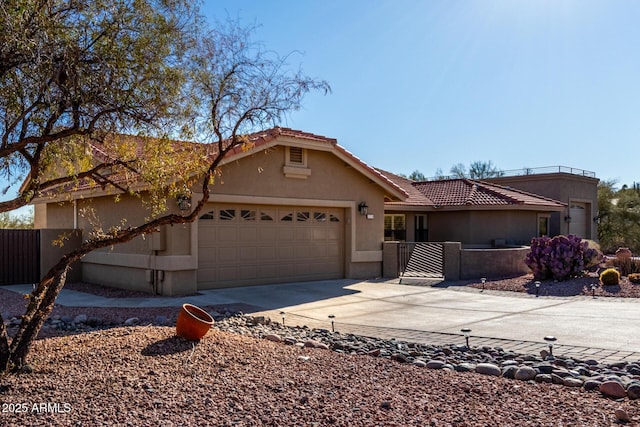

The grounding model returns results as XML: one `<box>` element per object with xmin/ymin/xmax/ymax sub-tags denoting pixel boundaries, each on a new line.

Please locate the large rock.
<box><xmin>626</xmin><ymin>382</ymin><xmax>640</xmax><ymax>400</ymax></box>
<box><xmin>426</xmin><ymin>360</ymin><xmax>445</xmax><ymax>369</ymax></box>
<box><xmin>515</xmin><ymin>366</ymin><xmax>537</xmax><ymax>381</ymax></box>
<box><xmin>501</xmin><ymin>366</ymin><xmax>517</xmax><ymax>379</ymax></box>
<box><xmin>264</xmin><ymin>334</ymin><xmax>282</xmax><ymax>343</ymax></box>
<box><xmin>563</xmin><ymin>377</ymin><xmax>583</xmax><ymax>388</ymax></box>
<box><xmin>475</xmin><ymin>363</ymin><xmax>501</xmax><ymax>377</ymax></box>
<box><xmin>599</xmin><ymin>381</ymin><xmax>627</xmax><ymax>398</ymax></box>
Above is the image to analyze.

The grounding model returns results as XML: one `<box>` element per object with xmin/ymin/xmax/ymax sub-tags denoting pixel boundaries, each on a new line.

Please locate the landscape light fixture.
<box><xmin>481</xmin><ymin>277</ymin><xmax>486</xmax><ymax>292</ymax></box>
<box><xmin>358</xmin><ymin>202</ymin><xmax>368</xmax><ymax>216</ymax></box>
<box><xmin>591</xmin><ymin>283</ymin><xmax>597</xmax><ymax>298</ymax></box>
<box><xmin>328</xmin><ymin>314</ymin><xmax>336</xmax><ymax>332</ymax></box>
<box><xmin>460</xmin><ymin>328</ymin><xmax>472</xmax><ymax>348</ymax></box>
<box><xmin>544</xmin><ymin>335</ymin><xmax>557</xmax><ymax>359</ymax></box>
<box><xmin>280</xmin><ymin>311</ymin><xmax>286</xmax><ymax>326</ymax></box>
<box><xmin>535</xmin><ymin>281</ymin><xmax>541</xmax><ymax>297</ymax></box>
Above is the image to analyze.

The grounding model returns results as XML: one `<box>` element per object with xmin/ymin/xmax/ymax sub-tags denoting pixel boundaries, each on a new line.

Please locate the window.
<box><xmin>241</xmin><ymin>210</ymin><xmax>256</xmax><ymax>221</ymax></box>
<box><xmin>199</xmin><ymin>210</ymin><xmax>214</xmax><ymax>220</ymax></box>
<box><xmin>260</xmin><ymin>211</ymin><xmax>274</xmax><ymax>221</ymax></box>
<box><xmin>297</xmin><ymin>211</ymin><xmax>310</xmax><ymax>222</ymax></box>
<box><xmin>329</xmin><ymin>214</ymin><xmax>340</xmax><ymax>223</ymax></box>
<box><xmin>538</xmin><ymin>214</ymin><xmax>550</xmax><ymax>237</ymax></box>
<box><xmin>219</xmin><ymin>209</ymin><xmax>236</xmax><ymax>221</ymax></box>
<box><xmin>280</xmin><ymin>212</ymin><xmax>293</xmax><ymax>222</ymax></box>
<box><xmin>314</xmin><ymin>212</ymin><xmax>326</xmax><ymax>222</ymax></box>
<box><xmin>415</xmin><ymin>215</ymin><xmax>428</xmax><ymax>242</ymax></box>
<box><xmin>384</xmin><ymin>214</ymin><xmax>406</xmax><ymax>241</ymax></box>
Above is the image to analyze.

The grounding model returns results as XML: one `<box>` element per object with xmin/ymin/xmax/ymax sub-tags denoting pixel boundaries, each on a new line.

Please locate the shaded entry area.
<box><xmin>398</xmin><ymin>242</ymin><xmax>444</xmax><ymax>282</ymax></box>
<box><xmin>0</xmin><ymin>229</ymin><xmax>40</xmax><ymax>285</ymax></box>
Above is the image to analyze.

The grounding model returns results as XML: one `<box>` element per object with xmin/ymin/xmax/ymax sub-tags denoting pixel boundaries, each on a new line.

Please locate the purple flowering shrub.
<box><xmin>524</xmin><ymin>235</ymin><xmax>603</xmax><ymax>281</ymax></box>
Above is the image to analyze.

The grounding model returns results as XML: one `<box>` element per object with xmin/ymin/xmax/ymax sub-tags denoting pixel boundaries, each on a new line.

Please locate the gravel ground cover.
<box><xmin>0</xmin><ymin>277</ymin><xmax>639</xmax><ymax>426</ymax></box>
<box><xmin>0</xmin><ymin>326</ymin><xmax>638</xmax><ymax>426</ymax></box>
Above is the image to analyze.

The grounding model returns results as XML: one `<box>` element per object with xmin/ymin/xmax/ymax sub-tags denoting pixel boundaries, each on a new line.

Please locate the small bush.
<box><xmin>524</xmin><ymin>235</ymin><xmax>604</xmax><ymax>281</ymax></box>
<box><xmin>629</xmin><ymin>273</ymin><xmax>640</xmax><ymax>284</ymax></box>
<box><xmin>600</xmin><ymin>268</ymin><xmax>620</xmax><ymax>286</ymax></box>
<box><xmin>605</xmin><ymin>257</ymin><xmax>640</xmax><ymax>276</ymax></box>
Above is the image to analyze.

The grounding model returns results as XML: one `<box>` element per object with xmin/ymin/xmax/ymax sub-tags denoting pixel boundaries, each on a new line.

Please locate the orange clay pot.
<box><xmin>176</xmin><ymin>303</ymin><xmax>214</xmax><ymax>340</ymax></box>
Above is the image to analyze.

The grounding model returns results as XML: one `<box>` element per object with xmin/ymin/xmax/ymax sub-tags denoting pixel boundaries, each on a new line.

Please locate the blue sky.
<box><xmin>2</xmin><ymin>1</ymin><xmax>639</xmax><ymax>215</ymax></box>
<box><xmin>203</xmin><ymin>0</ymin><xmax>639</xmax><ymax>185</ymax></box>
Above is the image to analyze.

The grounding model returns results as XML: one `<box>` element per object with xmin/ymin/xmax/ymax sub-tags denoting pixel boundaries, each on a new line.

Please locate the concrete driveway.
<box><xmin>5</xmin><ymin>279</ymin><xmax>640</xmax><ymax>361</ymax></box>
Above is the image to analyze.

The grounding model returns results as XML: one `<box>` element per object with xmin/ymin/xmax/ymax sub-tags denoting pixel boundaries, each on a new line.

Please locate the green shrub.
<box><xmin>600</xmin><ymin>268</ymin><xmax>620</xmax><ymax>286</ymax></box>
<box><xmin>629</xmin><ymin>273</ymin><xmax>640</xmax><ymax>284</ymax></box>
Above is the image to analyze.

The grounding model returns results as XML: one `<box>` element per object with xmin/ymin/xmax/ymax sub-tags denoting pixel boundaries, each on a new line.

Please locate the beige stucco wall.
<box><xmin>39</xmin><ymin>229</ymin><xmax>82</xmax><ymax>283</ymax></box>
<box><xmin>32</xmin><ymin>142</ymin><xmax>391</xmax><ymax>294</ymax></box>
<box><xmin>487</xmin><ymin>173</ymin><xmax>598</xmax><ymax>239</ymax></box>
<box><xmin>427</xmin><ymin>210</ymin><xmax>540</xmax><ymax>246</ymax></box>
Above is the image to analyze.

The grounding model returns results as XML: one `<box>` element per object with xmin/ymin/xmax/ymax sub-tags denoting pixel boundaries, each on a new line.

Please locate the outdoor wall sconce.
<box><xmin>461</xmin><ymin>328</ymin><xmax>471</xmax><ymax>348</ymax></box>
<box><xmin>358</xmin><ymin>202</ymin><xmax>368</xmax><ymax>216</ymax></box>
<box><xmin>176</xmin><ymin>194</ymin><xmax>192</xmax><ymax>211</ymax></box>
<box><xmin>328</xmin><ymin>314</ymin><xmax>336</xmax><ymax>332</ymax></box>
<box><xmin>564</xmin><ymin>215</ymin><xmax>572</xmax><ymax>223</ymax></box>
<box><xmin>280</xmin><ymin>311</ymin><xmax>286</xmax><ymax>326</ymax></box>
<box><xmin>535</xmin><ymin>281</ymin><xmax>541</xmax><ymax>297</ymax></box>
<box><xmin>544</xmin><ymin>335</ymin><xmax>557</xmax><ymax>359</ymax></box>
<box><xmin>593</xmin><ymin>215</ymin><xmax>601</xmax><ymax>224</ymax></box>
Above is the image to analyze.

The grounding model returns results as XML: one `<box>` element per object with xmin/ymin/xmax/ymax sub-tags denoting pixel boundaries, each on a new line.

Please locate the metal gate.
<box><xmin>398</xmin><ymin>242</ymin><xmax>444</xmax><ymax>282</ymax></box>
<box><xmin>0</xmin><ymin>229</ymin><xmax>40</xmax><ymax>285</ymax></box>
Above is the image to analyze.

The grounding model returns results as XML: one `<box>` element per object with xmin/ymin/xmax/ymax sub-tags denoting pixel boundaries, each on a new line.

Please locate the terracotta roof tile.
<box><xmin>380</xmin><ymin>173</ymin><xmax>565</xmax><ymax>209</ymax></box>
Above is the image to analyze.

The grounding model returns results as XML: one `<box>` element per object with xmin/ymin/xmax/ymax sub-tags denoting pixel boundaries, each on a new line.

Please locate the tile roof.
<box><xmin>379</xmin><ymin>170</ymin><xmax>565</xmax><ymax>209</ymax></box>
<box><xmin>36</xmin><ymin>128</ymin><xmax>408</xmax><ymax>200</ymax></box>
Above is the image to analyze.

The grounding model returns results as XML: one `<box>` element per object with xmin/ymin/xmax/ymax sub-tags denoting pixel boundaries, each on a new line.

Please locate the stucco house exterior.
<box><xmin>379</xmin><ymin>170</ymin><xmax>568</xmax><ymax>247</ymax></box>
<box><xmin>485</xmin><ymin>167</ymin><xmax>599</xmax><ymax>241</ymax></box>
<box><xmin>29</xmin><ymin>128</ymin><xmax>598</xmax><ymax>294</ymax></box>
<box><xmin>32</xmin><ymin>128</ymin><xmax>407</xmax><ymax>295</ymax></box>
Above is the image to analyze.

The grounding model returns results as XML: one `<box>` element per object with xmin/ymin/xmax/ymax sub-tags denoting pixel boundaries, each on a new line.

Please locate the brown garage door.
<box><xmin>197</xmin><ymin>204</ymin><xmax>344</xmax><ymax>288</ymax></box>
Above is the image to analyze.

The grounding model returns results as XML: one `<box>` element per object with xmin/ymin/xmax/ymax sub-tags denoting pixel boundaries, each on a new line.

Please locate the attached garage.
<box><xmin>197</xmin><ymin>203</ymin><xmax>345</xmax><ymax>288</ymax></box>
<box><xmin>32</xmin><ymin>128</ymin><xmax>408</xmax><ymax>295</ymax></box>
<box><xmin>569</xmin><ymin>201</ymin><xmax>589</xmax><ymax>239</ymax></box>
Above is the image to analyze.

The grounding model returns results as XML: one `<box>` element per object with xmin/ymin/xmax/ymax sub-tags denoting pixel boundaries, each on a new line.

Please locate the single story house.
<box><xmin>32</xmin><ymin>128</ymin><xmax>408</xmax><ymax>295</ymax></box>
<box><xmin>30</xmin><ymin>128</ymin><xmax>597</xmax><ymax>294</ymax></box>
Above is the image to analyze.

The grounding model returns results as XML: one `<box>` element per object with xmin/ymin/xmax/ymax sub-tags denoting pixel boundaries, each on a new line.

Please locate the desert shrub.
<box><xmin>524</xmin><ymin>235</ymin><xmax>604</xmax><ymax>281</ymax></box>
<box><xmin>600</xmin><ymin>268</ymin><xmax>620</xmax><ymax>286</ymax></box>
<box><xmin>629</xmin><ymin>273</ymin><xmax>640</xmax><ymax>284</ymax></box>
<box><xmin>605</xmin><ymin>257</ymin><xmax>640</xmax><ymax>276</ymax></box>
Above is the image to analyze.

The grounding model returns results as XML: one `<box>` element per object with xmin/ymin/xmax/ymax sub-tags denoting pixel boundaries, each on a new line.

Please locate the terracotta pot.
<box><xmin>176</xmin><ymin>303</ymin><xmax>214</xmax><ymax>340</ymax></box>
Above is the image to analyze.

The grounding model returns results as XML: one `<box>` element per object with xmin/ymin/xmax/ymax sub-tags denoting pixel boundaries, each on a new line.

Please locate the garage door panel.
<box><xmin>218</xmin><ymin>228</ymin><xmax>237</xmax><ymax>242</ymax></box>
<box><xmin>296</xmin><ymin>228</ymin><xmax>312</xmax><ymax>240</ymax></box>
<box><xmin>278</xmin><ymin>246</ymin><xmax>294</xmax><ymax>259</ymax></box>
<box><xmin>238</xmin><ymin>265</ymin><xmax>257</xmax><ymax>280</ymax></box>
<box><xmin>239</xmin><ymin>246</ymin><xmax>257</xmax><ymax>261</ymax></box>
<box><xmin>198</xmin><ymin>204</ymin><xmax>344</xmax><ymax>288</ymax></box>
<box><xmin>312</xmin><ymin>228</ymin><xmax>327</xmax><ymax>240</ymax></box>
<box><xmin>239</xmin><ymin>228</ymin><xmax>257</xmax><ymax>241</ymax></box>
<box><xmin>218</xmin><ymin>247</ymin><xmax>238</xmax><ymax>262</ymax></box>
<box><xmin>259</xmin><ymin>228</ymin><xmax>277</xmax><ymax>241</ymax></box>
<box><xmin>278</xmin><ymin>228</ymin><xmax>296</xmax><ymax>241</ymax></box>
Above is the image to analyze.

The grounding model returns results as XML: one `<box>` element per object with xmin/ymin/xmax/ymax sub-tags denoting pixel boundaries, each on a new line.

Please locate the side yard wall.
<box><xmin>383</xmin><ymin>242</ymin><xmax>530</xmax><ymax>281</ymax></box>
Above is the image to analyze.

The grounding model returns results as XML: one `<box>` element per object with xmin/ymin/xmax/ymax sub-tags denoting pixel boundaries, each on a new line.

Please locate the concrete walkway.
<box><xmin>5</xmin><ymin>279</ymin><xmax>640</xmax><ymax>363</ymax></box>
